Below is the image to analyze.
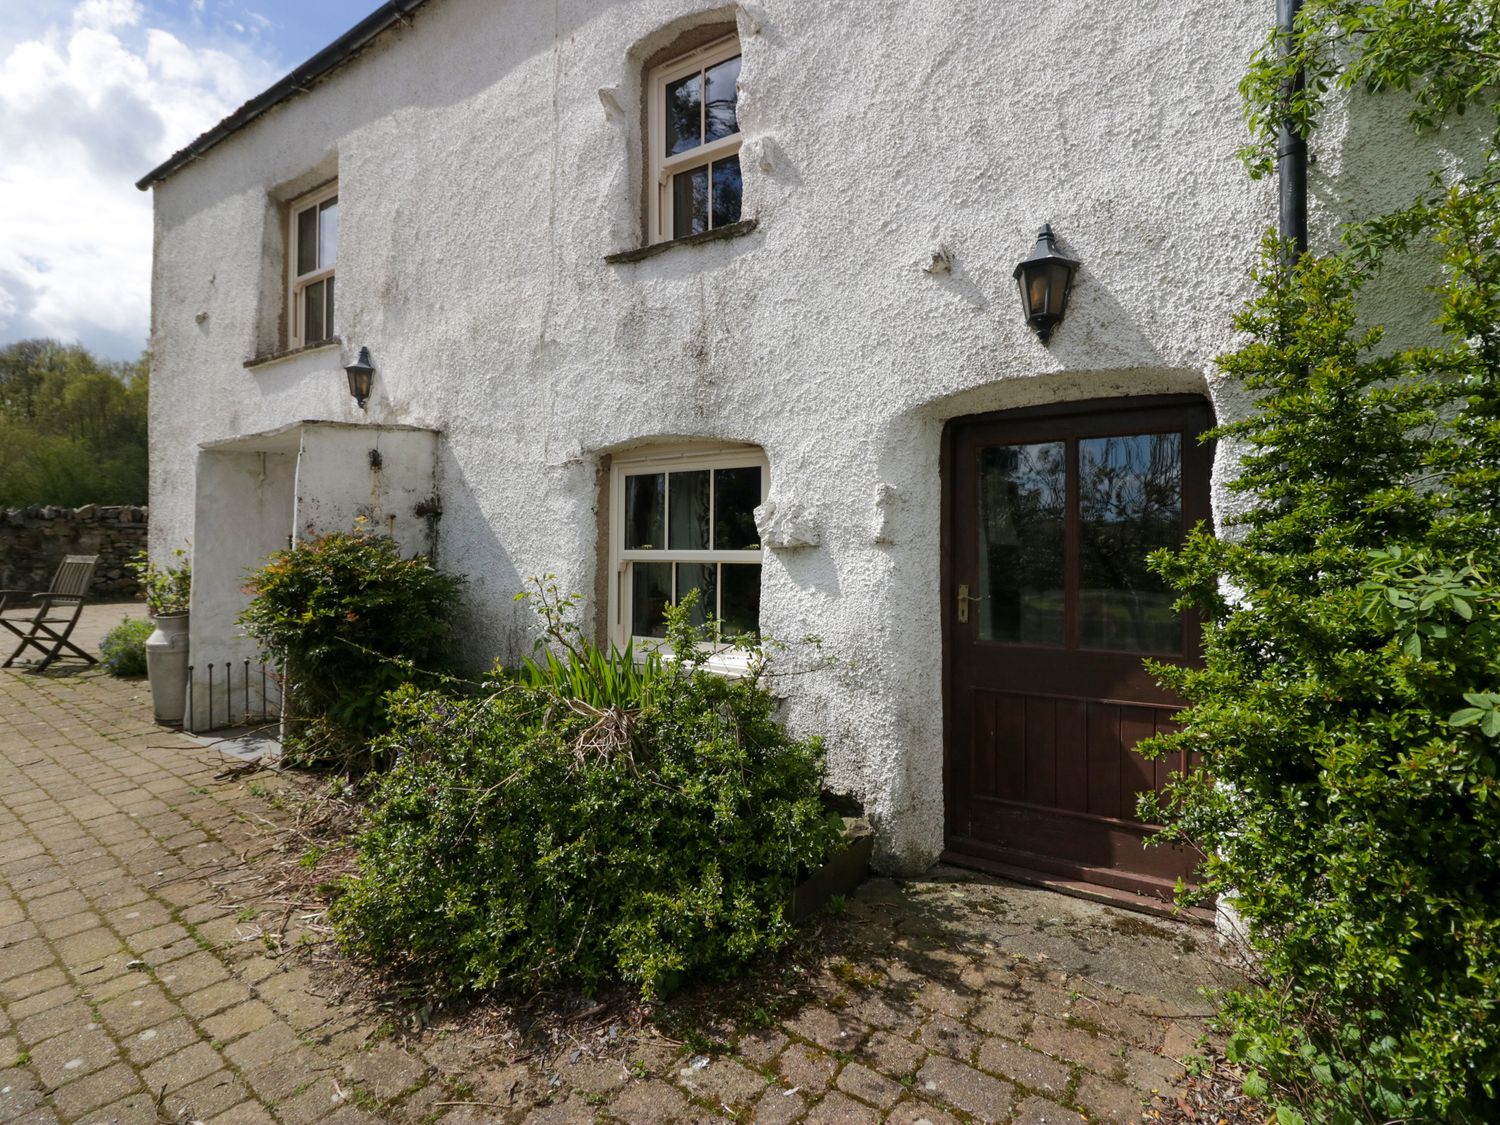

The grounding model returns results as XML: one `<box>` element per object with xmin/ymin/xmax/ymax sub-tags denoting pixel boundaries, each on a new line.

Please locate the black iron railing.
<box><xmin>185</xmin><ymin>659</ymin><xmax>280</xmax><ymax>733</ymax></box>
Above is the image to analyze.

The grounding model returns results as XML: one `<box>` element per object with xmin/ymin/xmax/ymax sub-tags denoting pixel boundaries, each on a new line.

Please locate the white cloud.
<box><xmin>73</xmin><ymin>0</ymin><xmax>143</xmax><ymax>31</ymax></box>
<box><xmin>0</xmin><ymin>2</ymin><xmax>278</xmax><ymax>359</ymax></box>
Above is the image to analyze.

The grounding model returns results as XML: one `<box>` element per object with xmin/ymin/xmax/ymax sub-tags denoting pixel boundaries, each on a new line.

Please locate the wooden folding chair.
<box><xmin>0</xmin><ymin>554</ymin><xmax>100</xmax><ymax>672</ymax></box>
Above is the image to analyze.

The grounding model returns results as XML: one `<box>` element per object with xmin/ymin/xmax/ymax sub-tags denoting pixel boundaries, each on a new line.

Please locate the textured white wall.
<box><xmin>188</xmin><ymin>445</ymin><xmax>296</xmax><ymax>729</ymax></box>
<box><xmin>148</xmin><ymin>0</ymin><xmax>1282</xmax><ymax>870</ymax></box>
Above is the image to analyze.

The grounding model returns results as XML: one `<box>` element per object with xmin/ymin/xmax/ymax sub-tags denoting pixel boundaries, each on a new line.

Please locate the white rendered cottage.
<box><xmin>140</xmin><ymin>0</ymin><xmax>1380</xmax><ymax>899</ymax></box>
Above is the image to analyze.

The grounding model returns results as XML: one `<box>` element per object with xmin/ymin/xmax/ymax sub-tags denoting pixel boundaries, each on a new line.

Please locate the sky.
<box><xmin>0</xmin><ymin>0</ymin><xmax>378</xmax><ymax>361</ymax></box>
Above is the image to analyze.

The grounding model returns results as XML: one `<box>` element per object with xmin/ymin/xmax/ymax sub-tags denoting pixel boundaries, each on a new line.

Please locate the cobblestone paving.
<box><xmin>2</xmin><ymin>604</ymin><xmax>1241</xmax><ymax>1124</ymax></box>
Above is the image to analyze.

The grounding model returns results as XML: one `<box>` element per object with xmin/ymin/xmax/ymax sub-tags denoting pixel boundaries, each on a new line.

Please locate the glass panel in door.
<box><xmin>1078</xmin><ymin>433</ymin><xmax>1183</xmax><ymax>653</ymax></box>
<box><xmin>976</xmin><ymin>442</ymin><xmax>1065</xmax><ymax>644</ymax></box>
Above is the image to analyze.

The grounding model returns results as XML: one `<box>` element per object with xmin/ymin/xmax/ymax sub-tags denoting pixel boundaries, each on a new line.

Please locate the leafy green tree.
<box><xmin>0</xmin><ymin>340</ymin><xmax>148</xmax><ymax>506</ymax></box>
<box><xmin>1143</xmin><ymin>2</ymin><xmax>1500</xmax><ymax>1120</ymax></box>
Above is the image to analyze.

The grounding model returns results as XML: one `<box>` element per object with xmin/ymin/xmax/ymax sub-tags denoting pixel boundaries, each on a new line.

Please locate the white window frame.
<box><xmin>608</xmin><ymin>444</ymin><xmax>768</xmax><ymax>664</ymax></box>
<box><xmin>646</xmin><ymin>34</ymin><xmax>743</xmax><ymax>245</ymax></box>
<box><xmin>286</xmin><ymin>181</ymin><xmax>338</xmax><ymax>348</ymax></box>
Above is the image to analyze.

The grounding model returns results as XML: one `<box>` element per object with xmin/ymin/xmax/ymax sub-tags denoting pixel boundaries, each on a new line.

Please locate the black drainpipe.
<box><xmin>1277</xmin><ymin>0</ymin><xmax>1308</xmax><ymax>257</ymax></box>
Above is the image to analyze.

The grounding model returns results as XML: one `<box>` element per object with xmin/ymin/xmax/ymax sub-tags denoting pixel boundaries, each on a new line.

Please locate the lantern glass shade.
<box><xmin>1013</xmin><ymin>225</ymin><xmax>1079</xmax><ymax>343</ymax></box>
<box><xmin>344</xmin><ymin>346</ymin><xmax>374</xmax><ymax>408</ymax></box>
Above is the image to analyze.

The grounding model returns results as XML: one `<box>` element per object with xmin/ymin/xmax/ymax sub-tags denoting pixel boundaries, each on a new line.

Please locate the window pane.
<box><xmin>296</xmin><ymin>205</ymin><xmax>317</xmax><ymax>275</ymax></box>
<box><xmin>324</xmin><ymin>275</ymin><xmax>334</xmax><ymax>338</ymax></box>
<box><xmin>977</xmin><ymin>442</ymin><xmax>1065</xmax><ymax>644</ymax></box>
<box><xmin>675</xmin><ymin>563</ymin><xmax>715</xmax><ymax>630</ymax></box>
<box><xmin>631</xmin><ymin>562</ymin><xmax>672</xmax><ymax>638</ymax></box>
<box><xmin>665</xmin><ymin>71</ymin><xmax>702</xmax><ymax>155</ymax></box>
<box><xmin>713</xmin><ymin>466</ymin><xmax>760</xmax><ymax>550</ymax></box>
<box><xmin>624</xmin><ymin>473</ymin><xmax>664</xmax><ymax>549</ymax></box>
<box><xmin>710</xmin><ymin>155</ymin><xmax>742</xmax><ymax>229</ymax></box>
<box><xmin>672</xmin><ymin>166</ymin><xmax>709</xmax><ymax>239</ymax></box>
<box><xmin>704</xmin><ymin>55</ymin><xmax>740</xmax><ymax>141</ymax></box>
<box><xmin>319</xmin><ymin>197</ymin><xmax>338</xmax><ymax>268</ymax></box>
<box><xmin>302</xmin><ymin>279</ymin><xmax>326</xmax><ymax>343</ymax></box>
<box><xmin>720</xmin><ymin>563</ymin><xmax>761</xmax><ymax>638</ymax></box>
<box><xmin>668</xmin><ymin>470</ymin><xmax>710</xmax><ymax>550</ymax></box>
<box><xmin>1079</xmin><ymin>433</ymin><xmax>1183</xmax><ymax>653</ymax></box>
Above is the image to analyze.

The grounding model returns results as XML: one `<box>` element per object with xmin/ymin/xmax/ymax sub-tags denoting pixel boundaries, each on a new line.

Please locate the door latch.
<box><xmin>957</xmin><ymin>583</ymin><xmax>982</xmax><ymax>624</ymax></box>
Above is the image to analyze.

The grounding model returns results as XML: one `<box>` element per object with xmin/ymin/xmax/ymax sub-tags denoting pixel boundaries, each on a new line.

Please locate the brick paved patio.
<box><xmin>1</xmin><ymin>603</ymin><xmax>1242</xmax><ymax>1123</ymax></box>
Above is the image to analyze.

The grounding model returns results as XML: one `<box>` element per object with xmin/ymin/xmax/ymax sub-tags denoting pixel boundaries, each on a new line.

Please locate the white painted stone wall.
<box><xmin>184</xmin><ymin>423</ymin><xmax>437</xmax><ymax>732</ymax></box>
<box><xmin>145</xmin><ymin>0</ymin><xmax>1427</xmax><ymax>870</ymax></box>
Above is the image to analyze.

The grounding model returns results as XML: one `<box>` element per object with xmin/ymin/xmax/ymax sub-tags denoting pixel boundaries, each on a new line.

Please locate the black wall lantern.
<box><xmin>344</xmin><ymin>346</ymin><xmax>374</xmax><ymax>409</ymax></box>
<box><xmin>1013</xmin><ymin>224</ymin><xmax>1080</xmax><ymax>344</ymax></box>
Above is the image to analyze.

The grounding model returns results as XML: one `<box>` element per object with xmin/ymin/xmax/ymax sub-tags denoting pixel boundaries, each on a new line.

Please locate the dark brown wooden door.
<box><xmin>942</xmin><ymin>396</ymin><xmax>1213</xmax><ymax>902</ymax></box>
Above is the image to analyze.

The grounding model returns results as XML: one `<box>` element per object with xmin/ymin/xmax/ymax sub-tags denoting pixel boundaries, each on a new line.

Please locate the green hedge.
<box><xmin>238</xmin><ymin>530</ymin><xmax>463</xmax><ymax>769</ymax></box>
<box><xmin>330</xmin><ymin>595</ymin><xmax>842</xmax><ymax>999</ymax></box>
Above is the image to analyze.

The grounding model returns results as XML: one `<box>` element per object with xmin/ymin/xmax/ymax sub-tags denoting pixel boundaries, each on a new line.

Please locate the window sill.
<box><xmin>631</xmin><ymin>640</ymin><xmax>756</xmax><ymax>679</ymax></box>
<box><xmin>243</xmin><ymin>337</ymin><xmax>342</xmax><ymax>370</ymax></box>
<box><xmin>604</xmin><ymin>218</ymin><xmax>758</xmax><ymax>264</ymax></box>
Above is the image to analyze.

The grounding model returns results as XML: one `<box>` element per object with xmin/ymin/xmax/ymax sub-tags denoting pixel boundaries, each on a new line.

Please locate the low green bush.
<box><xmin>238</xmin><ymin>529</ymin><xmax>463</xmax><ymax>769</ymax></box>
<box><xmin>329</xmin><ymin>586</ymin><xmax>842</xmax><ymax>1000</ymax></box>
<box><xmin>99</xmin><ymin>616</ymin><xmax>152</xmax><ymax>676</ymax></box>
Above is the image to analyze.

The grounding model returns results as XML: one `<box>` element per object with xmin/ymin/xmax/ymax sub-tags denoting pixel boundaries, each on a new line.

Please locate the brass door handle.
<box><xmin>957</xmin><ymin>584</ymin><xmax>983</xmax><ymax>623</ymax></box>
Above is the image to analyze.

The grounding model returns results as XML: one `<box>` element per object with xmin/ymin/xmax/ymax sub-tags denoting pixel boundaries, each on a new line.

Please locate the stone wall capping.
<box><xmin>0</xmin><ymin>504</ymin><xmax>149</xmax><ymax>595</ymax></box>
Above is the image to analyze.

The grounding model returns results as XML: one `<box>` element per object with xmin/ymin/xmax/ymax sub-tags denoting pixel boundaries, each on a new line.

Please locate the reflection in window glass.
<box><xmin>624</xmin><ymin>474</ymin><xmax>664</xmax><ymax>549</ymax></box>
<box><xmin>675</xmin><ymin>563</ymin><xmax>715</xmax><ymax>629</ymax></box>
<box><xmin>297</xmin><ymin>207</ymin><xmax>318</xmax><ymax>274</ymax></box>
<box><xmin>668</xmin><ymin>471</ymin><xmax>710</xmax><ymax>550</ymax></box>
<box><xmin>318</xmin><ymin>198</ymin><xmax>338</xmax><ymax>268</ymax></box>
<box><xmin>302</xmin><ymin>279</ymin><xmax>326</xmax><ymax>344</ymax></box>
<box><xmin>665</xmin><ymin>72</ymin><xmax>701</xmax><ymax>155</ymax></box>
<box><xmin>1079</xmin><ymin>433</ymin><xmax>1182</xmax><ymax>653</ymax></box>
<box><xmin>672</xmin><ymin>166</ymin><xmax>710</xmax><ymax>239</ymax></box>
<box><xmin>711</xmin><ymin>156</ymin><xmax>742</xmax><ymax>229</ymax></box>
<box><xmin>713</xmin><ymin>466</ymin><xmax>760</xmax><ymax>550</ymax></box>
<box><xmin>632</xmin><ymin>562</ymin><xmax>672</xmax><ymax>638</ymax></box>
<box><xmin>720</xmin><ymin>564</ymin><xmax>761</xmax><ymax>637</ymax></box>
<box><xmin>977</xmin><ymin>443</ymin><xmax>1065</xmax><ymax>644</ymax></box>
<box><xmin>704</xmin><ymin>55</ymin><xmax>740</xmax><ymax>141</ymax></box>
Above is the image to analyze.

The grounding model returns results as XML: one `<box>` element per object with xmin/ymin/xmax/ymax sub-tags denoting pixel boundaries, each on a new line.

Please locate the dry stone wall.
<box><xmin>0</xmin><ymin>505</ymin><xmax>148</xmax><ymax>597</ymax></box>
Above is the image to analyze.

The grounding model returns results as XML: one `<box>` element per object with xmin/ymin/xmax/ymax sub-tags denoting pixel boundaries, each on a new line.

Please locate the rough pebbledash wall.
<box><xmin>143</xmin><ymin>0</ymin><xmax>1475</xmax><ymax>872</ymax></box>
<box><xmin>0</xmin><ymin>506</ymin><xmax>149</xmax><ymax>597</ymax></box>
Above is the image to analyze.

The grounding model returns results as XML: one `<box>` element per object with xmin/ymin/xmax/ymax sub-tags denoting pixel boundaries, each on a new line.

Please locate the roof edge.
<box><xmin>135</xmin><ymin>0</ymin><xmax>432</xmax><ymax>191</ymax></box>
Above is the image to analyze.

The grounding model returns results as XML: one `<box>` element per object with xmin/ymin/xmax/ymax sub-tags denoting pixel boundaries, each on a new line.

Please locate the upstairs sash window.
<box><xmin>288</xmin><ymin>183</ymin><xmax>337</xmax><ymax>347</ymax></box>
<box><xmin>648</xmin><ymin>37</ymin><xmax>742</xmax><ymax>244</ymax></box>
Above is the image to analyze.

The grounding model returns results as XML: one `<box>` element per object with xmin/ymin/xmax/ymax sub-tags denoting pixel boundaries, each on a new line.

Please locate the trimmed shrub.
<box><xmin>1142</xmin><ymin>242</ymin><xmax>1500</xmax><ymax>1122</ymax></box>
<box><xmin>329</xmin><ymin>591</ymin><xmax>842</xmax><ymax>1000</ymax></box>
<box><xmin>99</xmin><ymin>616</ymin><xmax>152</xmax><ymax>676</ymax></box>
<box><xmin>238</xmin><ymin>529</ymin><xmax>463</xmax><ymax>769</ymax></box>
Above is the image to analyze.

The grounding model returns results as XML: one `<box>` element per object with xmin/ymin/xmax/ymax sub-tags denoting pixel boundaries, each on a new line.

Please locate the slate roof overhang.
<box><xmin>134</xmin><ymin>0</ymin><xmax>432</xmax><ymax>191</ymax></box>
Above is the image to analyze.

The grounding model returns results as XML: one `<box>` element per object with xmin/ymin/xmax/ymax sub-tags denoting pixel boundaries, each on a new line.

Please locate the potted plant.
<box><xmin>130</xmin><ymin>548</ymin><xmax>192</xmax><ymax>725</ymax></box>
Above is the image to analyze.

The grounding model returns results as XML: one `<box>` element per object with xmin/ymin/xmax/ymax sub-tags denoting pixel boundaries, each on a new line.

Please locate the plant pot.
<box><xmin>145</xmin><ymin>612</ymin><xmax>190</xmax><ymax>725</ymax></box>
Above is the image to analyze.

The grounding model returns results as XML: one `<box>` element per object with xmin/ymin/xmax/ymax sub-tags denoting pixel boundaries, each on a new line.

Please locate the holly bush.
<box><xmin>1142</xmin><ymin>228</ymin><xmax>1500</xmax><ymax>1125</ymax></box>
<box><xmin>1133</xmin><ymin>5</ymin><xmax>1500</xmax><ymax>1119</ymax></box>
<box><xmin>238</xmin><ymin>530</ymin><xmax>463</xmax><ymax>769</ymax></box>
<box><xmin>329</xmin><ymin>591</ymin><xmax>842</xmax><ymax>1000</ymax></box>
